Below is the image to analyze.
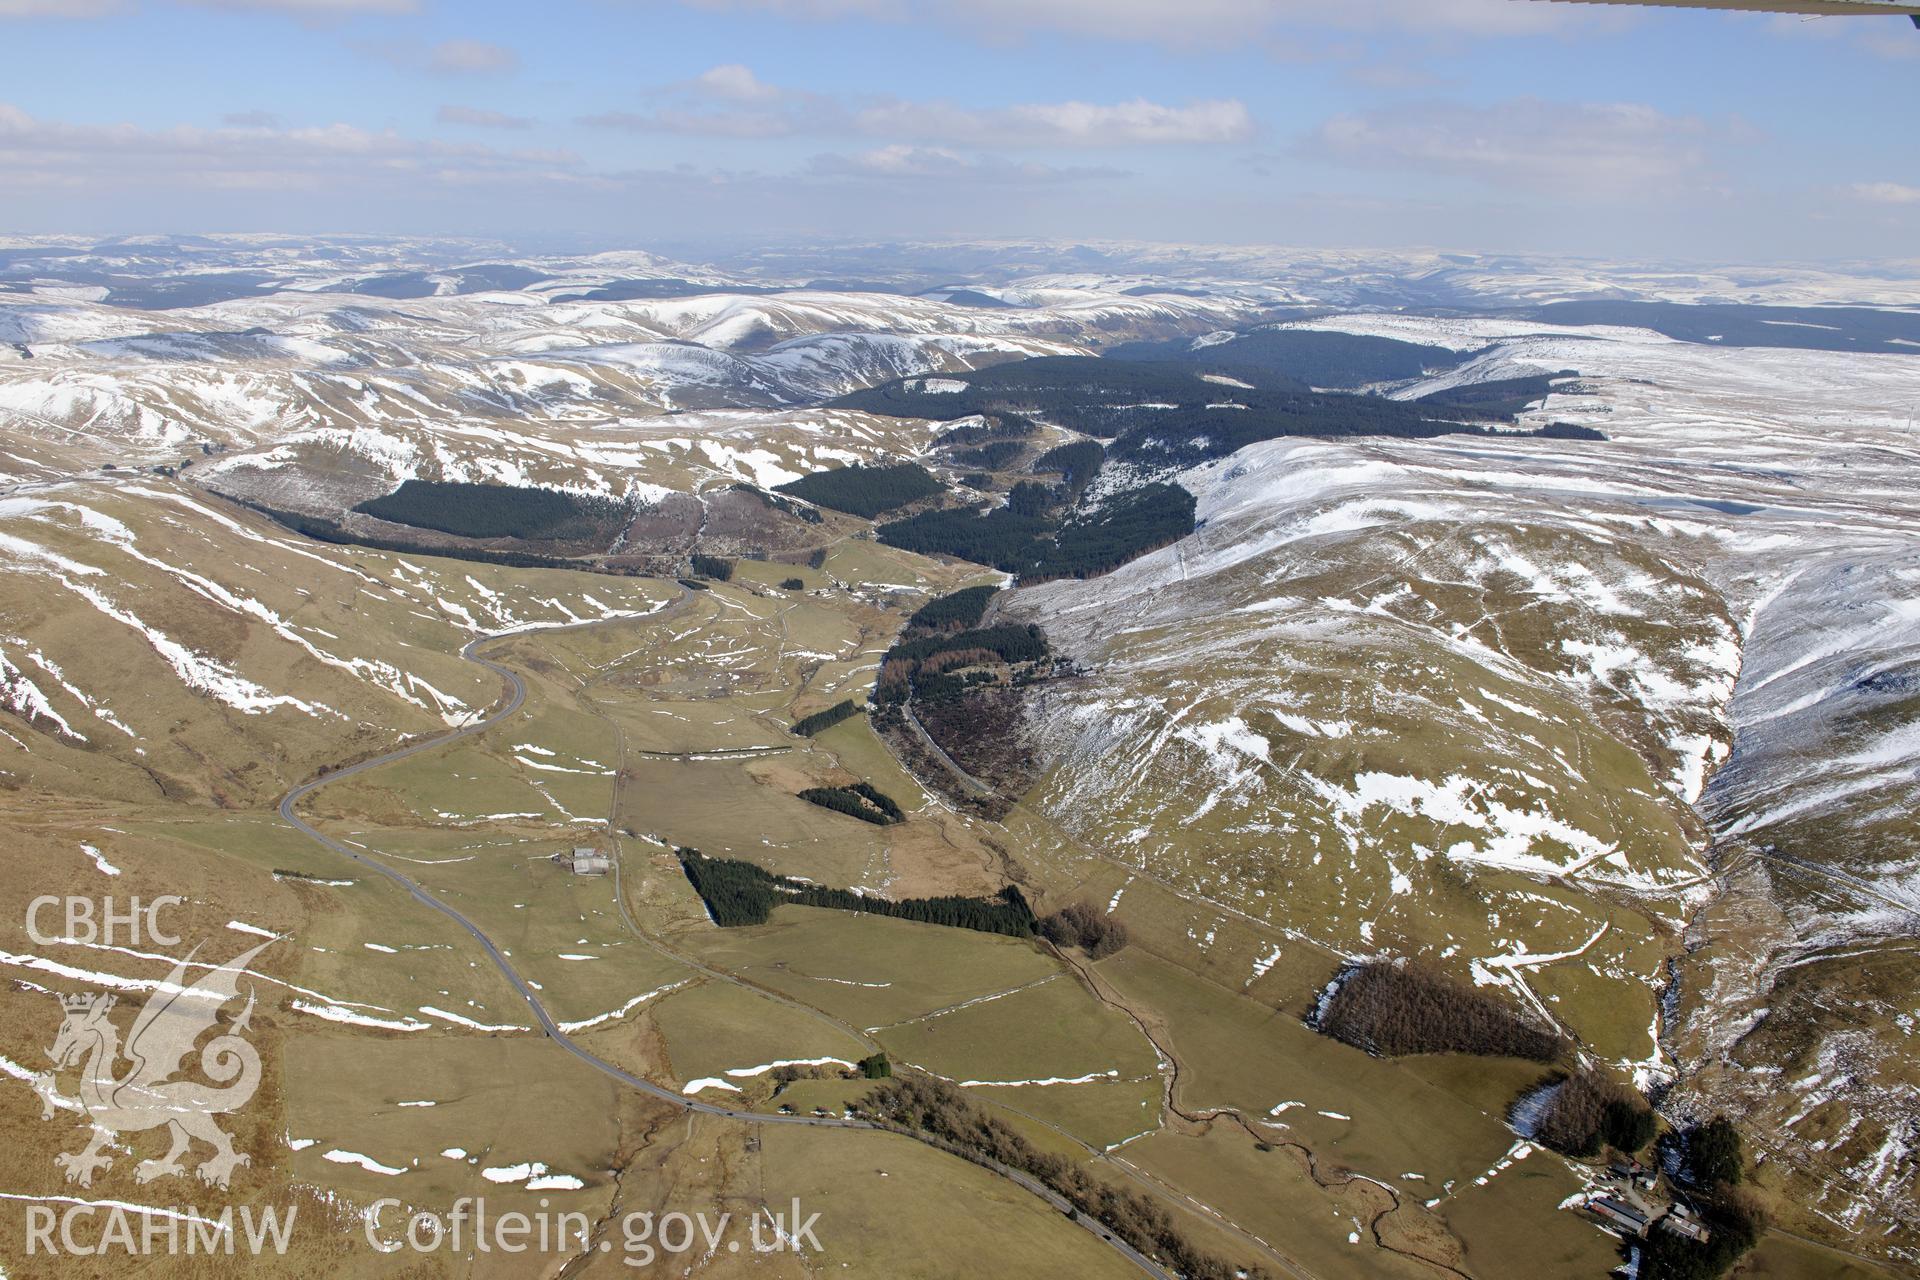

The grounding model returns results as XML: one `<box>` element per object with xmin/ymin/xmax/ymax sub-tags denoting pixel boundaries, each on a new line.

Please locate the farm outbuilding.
<box><xmin>1590</xmin><ymin>1197</ymin><xmax>1651</xmax><ymax>1238</ymax></box>
<box><xmin>559</xmin><ymin>847</ymin><xmax>612</xmax><ymax>876</ymax></box>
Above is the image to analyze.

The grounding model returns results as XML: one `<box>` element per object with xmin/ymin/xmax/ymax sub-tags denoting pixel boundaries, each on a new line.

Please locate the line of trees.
<box><xmin>874</xmin><ymin>502</ymin><xmax>1054</xmax><ymax>575</ymax></box>
<box><xmin>875</xmin><ymin>482</ymin><xmax>1195</xmax><ymax>583</ymax></box>
<box><xmin>855</xmin><ymin>1075</ymin><xmax>1263</xmax><ymax>1280</ymax></box>
<box><xmin>1106</xmin><ymin>395</ymin><xmax>1479</xmax><ymax>469</ymax></box>
<box><xmin>1525</xmin><ymin>1066</ymin><xmax>1656</xmax><ymax>1158</ymax></box>
<box><xmin>876</xmin><ymin>623</ymin><xmax>1051</xmax><ymax>707</ymax></box>
<box><xmin>1031</xmin><ymin>483</ymin><xmax>1195</xmax><ymax>582</ymax></box>
<box><xmin>733</xmin><ymin>483</ymin><xmax>824</xmax><ymax>525</ymax></box>
<box><xmin>1038</xmin><ymin>901</ymin><xmax>1130</xmax><ymax>959</ymax></box>
<box><xmin>1031</xmin><ymin>440</ymin><xmax>1105</xmax><ymax>494</ymax></box>
<box><xmin>798</xmin><ymin>782</ymin><xmax>906</xmax><ymax>825</ymax></box>
<box><xmin>1535</xmin><ymin>421</ymin><xmax>1608</xmax><ymax>441</ymax></box>
<box><xmin>791</xmin><ymin>700</ymin><xmax>862</xmax><ymax>737</ymax></box>
<box><xmin>871</xmin><ymin>587</ymin><xmax>1052</xmax><ymax>817</ymax></box>
<box><xmin>839</xmin><ymin>354</ymin><xmax>1296</xmax><ymax>437</ymax></box>
<box><xmin>935</xmin><ymin>414</ymin><xmax>1037</xmax><ymax>447</ymax></box>
<box><xmin>1312</xmin><ymin>960</ymin><xmax>1562</xmax><ymax>1061</ymax></box>
<box><xmin>906</xmin><ymin>585</ymin><xmax>1001</xmax><ymax>633</ymax></box>
<box><xmin>840</xmin><ymin>353</ymin><xmax>1576</xmax><ymax>458</ymax></box>
<box><xmin>1525</xmin><ymin>299</ymin><xmax>1920</xmax><ymax>354</ymax></box>
<box><xmin>1413</xmin><ymin>373</ymin><xmax>1576</xmax><ymax>421</ymax></box>
<box><xmin>1678</xmin><ymin>1116</ymin><xmax>1745</xmax><ymax>1189</ymax></box>
<box><xmin>775</xmin><ymin>462</ymin><xmax>945</xmax><ymax>518</ymax></box>
<box><xmin>1103</xmin><ymin>328</ymin><xmax>1474</xmax><ymax>389</ymax></box>
<box><xmin>1640</xmin><ymin>1118</ymin><xmax>1768</xmax><ymax>1280</ymax></box>
<box><xmin>676</xmin><ymin>848</ymin><xmax>1037</xmax><ymax>936</ymax></box>
<box><xmin>232</xmin><ymin>497</ymin><xmax>626</xmax><ymax>571</ymax></box>
<box><xmin>690</xmin><ymin>554</ymin><xmax>735</xmax><ymax>580</ymax></box>
<box><xmin>354</xmin><ymin>479</ymin><xmax>631</xmax><ymax>544</ymax></box>
<box><xmin>952</xmin><ymin>440</ymin><xmax>1027</xmax><ymax>470</ymax></box>
<box><xmin>887</xmin><ymin>622</ymin><xmax>1049</xmax><ymax>668</ymax></box>
<box><xmin>836</xmin><ymin>350</ymin><xmax>1605</xmax><ymax>481</ymax></box>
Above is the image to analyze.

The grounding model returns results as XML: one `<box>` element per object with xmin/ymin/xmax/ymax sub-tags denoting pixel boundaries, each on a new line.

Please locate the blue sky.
<box><xmin>2</xmin><ymin>0</ymin><xmax>1917</xmax><ymax>261</ymax></box>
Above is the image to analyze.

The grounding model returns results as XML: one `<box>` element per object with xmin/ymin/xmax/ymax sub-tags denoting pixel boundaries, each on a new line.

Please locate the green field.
<box><xmin>756</xmin><ymin>1126</ymin><xmax>1143</xmax><ymax>1279</ymax></box>
<box><xmin>680</xmin><ymin>906</ymin><xmax>1053</xmax><ymax>1022</ymax></box>
<box><xmin>878</xmin><ymin>971</ymin><xmax>1159</xmax><ymax>1088</ymax></box>
<box><xmin>648</xmin><ymin>978</ymin><xmax>875</xmax><ymax>1087</ymax></box>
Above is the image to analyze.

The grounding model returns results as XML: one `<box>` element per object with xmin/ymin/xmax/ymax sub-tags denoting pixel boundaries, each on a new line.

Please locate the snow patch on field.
<box><xmin>417</xmin><ymin>1005</ymin><xmax>529</xmax><ymax>1032</ymax></box>
<box><xmin>323</xmin><ymin>1150</ymin><xmax>407</xmax><ymax>1176</ymax></box>
<box><xmin>290</xmin><ymin>1000</ymin><xmax>430</xmax><ymax>1033</ymax></box>
<box><xmin>682</xmin><ymin>1078</ymin><xmax>742</xmax><ymax>1095</ymax></box>
<box><xmin>556</xmin><ymin>980</ymin><xmax>689</xmax><ymax>1033</ymax></box>
<box><xmin>79</xmin><ymin>844</ymin><xmax>121</xmax><ymax>877</ymax></box>
<box><xmin>723</xmin><ymin>1057</ymin><xmax>858</xmax><ymax>1080</ymax></box>
<box><xmin>481</xmin><ymin>1161</ymin><xmax>585</xmax><ymax>1190</ymax></box>
<box><xmin>959</xmin><ymin>1070</ymin><xmax>1120</xmax><ymax>1088</ymax></box>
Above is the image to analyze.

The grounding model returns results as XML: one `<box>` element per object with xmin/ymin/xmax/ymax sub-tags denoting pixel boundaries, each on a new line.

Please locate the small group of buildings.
<box><xmin>554</xmin><ymin>846</ymin><xmax>612</xmax><ymax>876</ymax></box>
<box><xmin>1583</xmin><ymin>1160</ymin><xmax>1710</xmax><ymax>1245</ymax></box>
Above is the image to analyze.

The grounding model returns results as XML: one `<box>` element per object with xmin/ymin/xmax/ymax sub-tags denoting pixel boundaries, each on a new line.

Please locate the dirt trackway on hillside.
<box><xmin>275</xmin><ymin>600</ymin><xmax>1170</xmax><ymax>1280</ymax></box>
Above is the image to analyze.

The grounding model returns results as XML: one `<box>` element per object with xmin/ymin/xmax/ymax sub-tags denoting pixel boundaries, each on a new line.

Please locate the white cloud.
<box><xmin>0</xmin><ymin>0</ymin><xmax>127</xmax><ymax>14</ymax></box>
<box><xmin>579</xmin><ymin>106</ymin><xmax>813</xmax><ymax>138</ymax></box>
<box><xmin>856</xmin><ymin>97</ymin><xmax>1252</xmax><ymax>146</ymax></box>
<box><xmin>585</xmin><ymin>67</ymin><xmax>1249</xmax><ymax>147</ymax></box>
<box><xmin>1305</xmin><ymin>98</ymin><xmax>1738</xmax><ymax>194</ymax></box>
<box><xmin>806</xmin><ymin>144</ymin><xmax>1123</xmax><ymax>182</ymax></box>
<box><xmin>181</xmin><ymin>0</ymin><xmax>421</xmax><ymax>11</ymax></box>
<box><xmin>1850</xmin><ymin>181</ymin><xmax>1920</xmax><ymax>205</ymax></box>
<box><xmin>437</xmin><ymin>104</ymin><xmax>535</xmax><ymax>130</ymax></box>
<box><xmin>0</xmin><ymin>98</ymin><xmax>1113</xmax><ymax>204</ymax></box>
<box><xmin>691</xmin><ymin>63</ymin><xmax>783</xmax><ymax>101</ymax></box>
<box><xmin>1</xmin><ymin>0</ymin><xmax>421</xmax><ymax>14</ymax></box>
<box><xmin>355</xmin><ymin>35</ymin><xmax>521</xmax><ymax>77</ymax></box>
<box><xmin>0</xmin><ymin>101</ymin><xmax>576</xmax><ymax>191</ymax></box>
<box><xmin>427</xmin><ymin>38</ymin><xmax>518</xmax><ymax>74</ymax></box>
<box><xmin>653</xmin><ymin>0</ymin><xmax>1601</xmax><ymax>43</ymax></box>
<box><xmin>951</xmin><ymin>0</ymin><xmax>1581</xmax><ymax>39</ymax></box>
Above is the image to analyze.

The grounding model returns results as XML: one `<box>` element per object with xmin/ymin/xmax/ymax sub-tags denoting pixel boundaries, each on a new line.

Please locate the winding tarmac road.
<box><xmin>275</xmin><ymin>615</ymin><xmax>1171</xmax><ymax>1280</ymax></box>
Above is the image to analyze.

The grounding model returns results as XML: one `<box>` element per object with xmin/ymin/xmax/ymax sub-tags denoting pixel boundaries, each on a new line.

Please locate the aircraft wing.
<box><xmin>1537</xmin><ymin>0</ymin><xmax>1920</xmax><ymax>14</ymax></box>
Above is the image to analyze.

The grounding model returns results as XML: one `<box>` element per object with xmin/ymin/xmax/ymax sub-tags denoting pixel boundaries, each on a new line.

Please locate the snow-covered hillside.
<box><xmin>3</xmin><ymin>237</ymin><xmax>1917</xmax><ymax>1262</ymax></box>
<box><xmin>1006</xmin><ymin>311</ymin><xmax>1920</xmax><ymax>1257</ymax></box>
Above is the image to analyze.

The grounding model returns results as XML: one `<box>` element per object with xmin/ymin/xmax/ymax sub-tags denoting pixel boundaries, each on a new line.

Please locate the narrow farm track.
<box><xmin>275</xmin><ymin>607</ymin><xmax>1172</xmax><ymax>1280</ymax></box>
<box><xmin>586</xmin><ymin>675</ymin><xmax>886</xmax><ymax>1055</ymax></box>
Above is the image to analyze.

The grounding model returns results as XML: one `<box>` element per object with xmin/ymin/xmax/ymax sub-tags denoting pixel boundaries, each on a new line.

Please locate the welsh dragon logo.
<box><xmin>33</xmin><ymin>937</ymin><xmax>274</xmax><ymax>1189</ymax></box>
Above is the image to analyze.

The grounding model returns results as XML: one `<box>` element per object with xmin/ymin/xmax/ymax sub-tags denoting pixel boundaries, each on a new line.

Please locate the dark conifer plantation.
<box><xmin>906</xmin><ymin>585</ymin><xmax>1001</xmax><ymax>632</ymax></box>
<box><xmin>1314</xmin><ymin>960</ymin><xmax>1561</xmax><ymax>1061</ymax></box>
<box><xmin>677</xmin><ymin>849</ymin><xmax>1037</xmax><ymax>936</ymax></box>
<box><xmin>1039</xmin><ymin>901</ymin><xmax>1130</xmax><ymax>958</ymax></box>
<box><xmin>1525</xmin><ymin>1066</ymin><xmax>1655</xmax><ymax>1157</ymax></box>
<box><xmin>798</xmin><ymin>782</ymin><xmax>906</xmax><ymax>825</ymax></box>
<box><xmin>775</xmin><ymin>462</ymin><xmax>945</xmax><ymax>517</ymax></box>
<box><xmin>354</xmin><ymin>479</ymin><xmax>630</xmax><ymax>542</ymax></box>
<box><xmin>791</xmin><ymin>700</ymin><xmax>862</xmax><ymax>736</ymax></box>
